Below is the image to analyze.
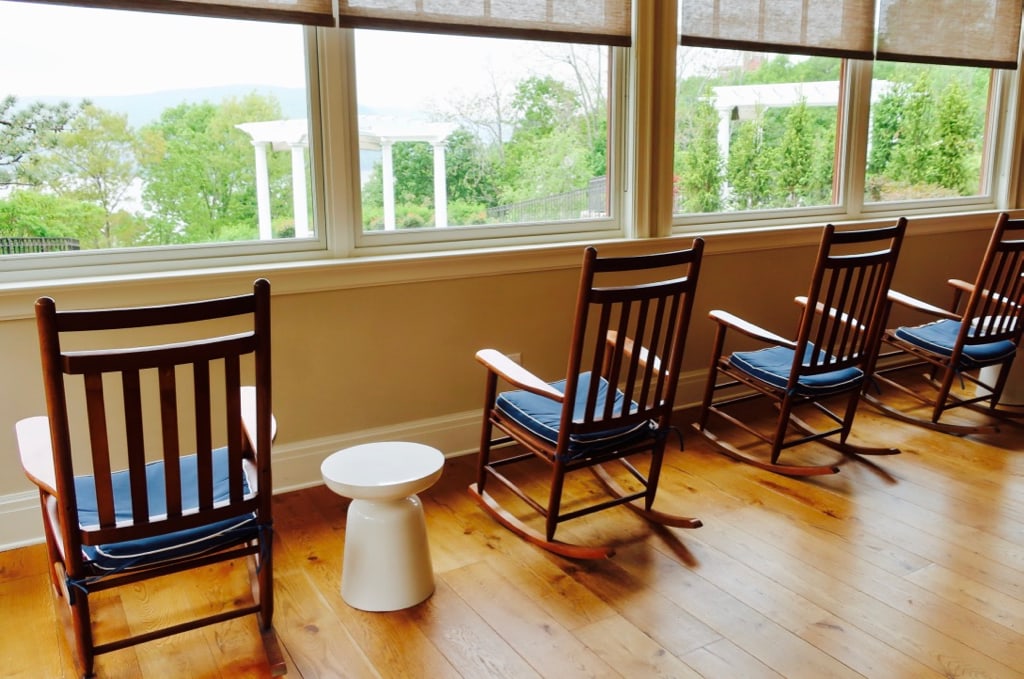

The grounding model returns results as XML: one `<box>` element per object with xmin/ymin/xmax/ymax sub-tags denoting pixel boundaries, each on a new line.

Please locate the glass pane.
<box><xmin>865</xmin><ymin>62</ymin><xmax>992</xmax><ymax>204</ymax></box>
<box><xmin>0</xmin><ymin>1</ymin><xmax>309</xmax><ymax>257</ymax></box>
<box><xmin>353</xmin><ymin>30</ymin><xmax>610</xmax><ymax>232</ymax></box>
<box><xmin>673</xmin><ymin>47</ymin><xmax>842</xmax><ymax>215</ymax></box>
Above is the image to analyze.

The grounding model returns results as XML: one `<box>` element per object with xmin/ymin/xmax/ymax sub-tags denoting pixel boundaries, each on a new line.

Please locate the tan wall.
<box><xmin>0</xmin><ymin>216</ymin><xmax>996</xmax><ymax>499</ymax></box>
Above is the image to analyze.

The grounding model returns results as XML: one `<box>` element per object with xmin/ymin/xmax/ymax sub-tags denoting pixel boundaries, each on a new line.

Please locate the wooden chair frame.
<box><xmin>15</xmin><ymin>279</ymin><xmax>282</xmax><ymax>678</ymax></box>
<box><xmin>864</xmin><ymin>212</ymin><xmax>1024</xmax><ymax>434</ymax></box>
<box><xmin>470</xmin><ymin>242</ymin><xmax>704</xmax><ymax>559</ymax></box>
<box><xmin>693</xmin><ymin>220</ymin><xmax>907</xmax><ymax>476</ymax></box>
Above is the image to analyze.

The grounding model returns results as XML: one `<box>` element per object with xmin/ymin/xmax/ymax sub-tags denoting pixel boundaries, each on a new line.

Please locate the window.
<box><xmin>1</xmin><ymin>0</ymin><xmax>631</xmax><ymax>276</ymax></box>
<box><xmin>674</xmin><ymin>47</ymin><xmax>844</xmax><ymax>215</ymax></box>
<box><xmin>351</xmin><ymin>31</ymin><xmax>616</xmax><ymax>244</ymax></box>
<box><xmin>2</xmin><ymin>0</ymin><xmax>1023</xmax><ymax>280</ymax></box>
<box><xmin>864</xmin><ymin>62</ymin><xmax>994</xmax><ymax>205</ymax></box>
<box><xmin>0</xmin><ymin>1</ymin><xmax>314</xmax><ymax>265</ymax></box>
<box><xmin>673</xmin><ymin>0</ymin><xmax>1020</xmax><ymax>227</ymax></box>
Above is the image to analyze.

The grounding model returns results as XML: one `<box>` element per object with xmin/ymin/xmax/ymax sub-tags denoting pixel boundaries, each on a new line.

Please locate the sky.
<box><xmin>0</xmin><ymin>0</ymin><xmax>584</xmax><ymax>113</ymax></box>
<box><xmin>1</xmin><ymin>2</ymin><xmax>306</xmax><ymax>97</ymax></box>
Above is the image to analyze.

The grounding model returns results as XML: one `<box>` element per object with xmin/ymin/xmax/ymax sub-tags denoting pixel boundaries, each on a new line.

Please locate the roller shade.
<box><xmin>679</xmin><ymin>0</ymin><xmax>876</xmax><ymax>60</ymax></box>
<box><xmin>336</xmin><ymin>0</ymin><xmax>633</xmax><ymax>46</ymax></box>
<box><xmin>876</xmin><ymin>0</ymin><xmax>1022</xmax><ymax>69</ymax></box>
<box><xmin>16</xmin><ymin>0</ymin><xmax>337</xmax><ymax>26</ymax></box>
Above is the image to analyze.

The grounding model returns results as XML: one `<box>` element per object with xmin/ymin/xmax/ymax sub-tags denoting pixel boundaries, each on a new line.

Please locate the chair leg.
<box><xmin>476</xmin><ymin>373</ymin><xmax>499</xmax><ymax>494</ymax></box>
<box><xmin>250</xmin><ymin>539</ymin><xmax>285</xmax><ymax>677</ymax></box>
<box><xmin>545</xmin><ymin>464</ymin><xmax>566</xmax><ymax>542</ymax></box>
<box><xmin>66</xmin><ymin>583</ymin><xmax>96</xmax><ymax>679</ymax></box>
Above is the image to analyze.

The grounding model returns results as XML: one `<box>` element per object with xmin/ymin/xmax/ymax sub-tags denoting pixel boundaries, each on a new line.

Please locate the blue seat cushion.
<box><xmin>495</xmin><ymin>372</ymin><xmax>654</xmax><ymax>459</ymax></box>
<box><xmin>75</xmin><ymin>447</ymin><xmax>259</xmax><ymax>574</ymax></box>
<box><xmin>895</xmin><ymin>319</ymin><xmax>1016</xmax><ymax>370</ymax></box>
<box><xmin>730</xmin><ymin>343</ymin><xmax>863</xmax><ymax>397</ymax></box>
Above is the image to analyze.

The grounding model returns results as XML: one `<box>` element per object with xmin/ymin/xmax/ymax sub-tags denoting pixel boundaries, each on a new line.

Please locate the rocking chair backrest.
<box><xmin>559</xmin><ymin>241</ymin><xmax>704</xmax><ymax>447</ymax></box>
<box><xmin>790</xmin><ymin>220</ymin><xmax>907</xmax><ymax>383</ymax></box>
<box><xmin>35</xmin><ymin>280</ymin><xmax>273</xmax><ymax>578</ymax></box>
<box><xmin>955</xmin><ymin>212</ymin><xmax>1024</xmax><ymax>351</ymax></box>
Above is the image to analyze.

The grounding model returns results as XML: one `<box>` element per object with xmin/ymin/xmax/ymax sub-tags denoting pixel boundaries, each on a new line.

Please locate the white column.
<box><xmin>252</xmin><ymin>141</ymin><xmax>272</xmax><ymax>240</ymax></box>
<box><xmin>382</xmin><ymin>140</ymin><xmax>396</xmax><ymax>231</ymax></box>
<box><xmin>432</xmin><ymin>141</ymin><xmax>448</xmax><ymax>228</ymax></box>
<box><xmin>290</xmin><ymin>144</ymin><xmax>309</xmax><ymax>238</ymax></box>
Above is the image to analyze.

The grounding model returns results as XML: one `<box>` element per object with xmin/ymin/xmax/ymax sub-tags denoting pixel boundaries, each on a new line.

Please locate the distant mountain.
<box><xmin>26</xmin><ymin>85</ymin><xmax>309</xmax><ymax>127</ymax></box>
<box><xmin>23</xmin><ymin>85</ymin><xmax>422</xmax><ymax>128</ymax></box>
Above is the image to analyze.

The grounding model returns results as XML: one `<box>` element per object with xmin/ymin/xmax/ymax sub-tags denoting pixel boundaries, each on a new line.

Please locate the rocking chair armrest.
<box><xmin>476</xmin><ymin>349</ymin><xmax>565</xmax><ymax>402</ymax></box>
<box><xmin>948</xmin><ymin>277</ymin><xmax>1022</xmax><ymax>311</ymax></box>
<box><xmin>240</xmin><ymin>386</ymin><xmax>277</xmax><ymax>459</ymax></box>
<box><xmin>708</xmin><ymin>309</ymin><xmax>798</xmax><ymax>349</ymax></box>
<box><xmin>605</xmin><ymin>331</ymin><xmax>661</xmax><ymax>371</ymax></box>
<box><xmin>794</xmin><ymin>296</ymin><xmax>866</xmax><ymax>331</ymax></box>
<box><xmin>15</xmin><ymin>416</ymin><xmax>57</xmax><ymax>496</ymax></box>
<box><xmin>888</xmin><ymin>289</ymin><xmax>962</xmax><ymax>321</ymax></box>
<box><xmin>947</xmin><ymin>278</ymin><xmax>975</xmax><ymax>296</ymax></box>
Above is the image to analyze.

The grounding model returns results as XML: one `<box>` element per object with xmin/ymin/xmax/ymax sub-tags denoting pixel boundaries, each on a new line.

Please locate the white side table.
<box><xmin>320</xmin><ymin>441</ymin><xmax>445</xmax><ymax>611</ymax></box>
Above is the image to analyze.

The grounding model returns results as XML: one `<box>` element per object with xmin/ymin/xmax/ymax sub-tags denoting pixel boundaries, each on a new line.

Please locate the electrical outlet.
<box><xmin>507</xmin><ymin>352</ymin><xmax>522</xmax><ymax>365</ymax></box>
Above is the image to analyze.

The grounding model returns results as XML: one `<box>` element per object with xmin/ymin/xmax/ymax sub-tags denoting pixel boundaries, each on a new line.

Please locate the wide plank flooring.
<box><xmin>2</xmin><ymin>398</ymin><xmax>1023</xmax><ymax>678</ymax></box>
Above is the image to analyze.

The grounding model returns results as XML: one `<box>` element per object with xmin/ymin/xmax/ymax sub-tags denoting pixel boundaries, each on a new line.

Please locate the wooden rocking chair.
<box><xmin>15</xmin><ymin>279</ymin><xmax>282</xmax><ymax>678</ymax></box>
<box><xmin>864</xmin><ymin>212</ymin><xmax>1024</xmax><ymax>434</ymax></box>
<box><xmin>470</xmin><ymin>242</ymin><xmax>705</xmax><ymax>559</ymax></box>
<box><xmin>693</xmin><ymin>220</ymin><xmax>907</xmax><ymax>476</ymax></box>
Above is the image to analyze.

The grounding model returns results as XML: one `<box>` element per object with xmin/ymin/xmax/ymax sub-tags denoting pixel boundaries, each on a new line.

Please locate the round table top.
<box><xmin>321</xmin><ymin>441</ymin><xmax>445</xmax><ymax>501</ymax></box>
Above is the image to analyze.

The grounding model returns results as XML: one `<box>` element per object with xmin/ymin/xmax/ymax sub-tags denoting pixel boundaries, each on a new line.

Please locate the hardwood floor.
<box><xmin>2</xmin><ymin>400</ymin><xmax>1023</xmax><ymax>678</ymax></box>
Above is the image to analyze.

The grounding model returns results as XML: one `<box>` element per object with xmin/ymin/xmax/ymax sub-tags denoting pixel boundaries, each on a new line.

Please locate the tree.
<box><xmin>867</xmin><ymin>84</ymin><xmax>907</xmax><ymax>177</ymax></box>
<box><xmin>35</xmin><ymin>104</ymin><xmax>141</xmax><ymax>248</ymax></box>
<box><xmin>930</xmin><ymin>79</ymin><xmax>974</xmax><ymax>193</ymax></box>
<box><xmin>500</xmin><ymin>76</ymin><xmax>591</xmax><ymax>203</ymax></box>
<box><xmin>888</xmin><ymin>74</ymin><xmax>935</xmax><ymax>186</ymax></box>
<box><xmin>677</xmin><ymin>95</ymin><xmax>722</xmax><ymax>212</ymax></box>
<box><xmin>726</xmin><ymin>115</ymin><xmax>771</xmax><ymax>210</ymax></box>
<box><xmin>0</xmin><ymin>190</ymin><xmax>104</xmax><ymax>243</ymax></box>
<box><xmin>0</xmin><ymin>95</ymin><xmax>83</xmax><ymax>187</ymax></box>
<box><xmin>775</xmin><ymin>100</ymin><xmax>815</xmax><ymax>206</ymax></box>
<box><xmin>139</xmin><ymin>93</ymin><xmax>289</xmax><ymax>244</ymax></box>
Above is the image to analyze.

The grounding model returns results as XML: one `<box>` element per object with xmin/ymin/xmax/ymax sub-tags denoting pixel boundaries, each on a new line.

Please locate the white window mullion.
<box><xmin>841</xmin><ymin>58</ymin><xmax>874</xmax><ymax>220</ymax></box>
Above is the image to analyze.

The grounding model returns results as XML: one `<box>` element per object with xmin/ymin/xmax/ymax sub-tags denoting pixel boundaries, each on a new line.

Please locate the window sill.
<box><xmin>0</xmin><ymin>210</ymin><xmax>1000</xmax><ymax>322</ymax></box>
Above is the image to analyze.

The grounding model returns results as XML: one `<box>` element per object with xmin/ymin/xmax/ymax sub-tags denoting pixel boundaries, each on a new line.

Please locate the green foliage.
<box><xmin>931</xmin><ymin>80</ymin><xmax>974</xmax><ymax>192</ymax></box>
<box><xmin>677</xmin><ymin>53</ymin><xmax>987</xmax><ymax>213</ymax></box>
<box><xmin>34</xmin><ymin>104</ymin><xmax>141</xmax><ymax>248</ymax></box>
<box><xmin>776</xmin><ymin>100</ymin><xmax>815</xmax><ymax>204</ymax></box>
<box><xmin>138</xmin><ymin>93</ymin><xmax>288</xmax><ymax>244</ymax></box>
<box><xmin>0</xmin><ymin>95</ymin><xmax>84</xmax><ymax>187</ymax></box>
<box><xmin>0</xmin><ymin>190</ymin><xmax>104</xmax><ymax>242</ymax></box>
<box><xmin>677</xmin><ymin>94</ymin><xmax>723</xmax><ymax>212</ymax></box>
<box><xmin>726</xmin><ymin>116</ymin><xmax>771</xmax><ymax>210</ymax></box>
<box><xmin>866</xmin><ymin>68</ymin><xmax>980</xmax><ymax>200</ymax></box>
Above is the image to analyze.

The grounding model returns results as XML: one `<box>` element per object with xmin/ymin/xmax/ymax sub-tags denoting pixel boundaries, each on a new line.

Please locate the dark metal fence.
<box><xmin>486</xmin><ymin>176</ymin><xmax>607</xmax><ymax>223</ymax></box>
<box><xmin>0</xmin><ymin>237</ymin><xmax>81</xmax><ymax>254</ymax></box>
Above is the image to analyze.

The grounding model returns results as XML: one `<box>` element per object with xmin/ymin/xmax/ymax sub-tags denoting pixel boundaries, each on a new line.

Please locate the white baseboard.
<box><xmin>0</xmin><ymin>369</ymin><xmax>711</xmax><ymax>551</ymax></box>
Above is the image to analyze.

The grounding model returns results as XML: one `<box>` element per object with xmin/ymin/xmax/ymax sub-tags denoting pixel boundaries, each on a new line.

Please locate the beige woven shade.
<box><xmin>20</xmin><ymin>0</ymin><xmax>337</xmax><ymax>25</ymax></box>
<box><xmin>877</xmin><ymin>0</ymin><xmax>1022</xmax><ymax>69</ymax></box>
<box><xmin>336</xmin><ymin>0</ymin><xmax>633</xmax><ymax>46</ymax></box>
<box><xmin>679</xmin><ymin>0</ymin><xmax>876</xmax><ymax>59</ymax></box>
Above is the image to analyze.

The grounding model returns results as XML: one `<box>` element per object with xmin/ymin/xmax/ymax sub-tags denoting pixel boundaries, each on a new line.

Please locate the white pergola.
<box><xmin>235</xmin><ymin>117</ymin><xmax>457</xmax><ymax>238</ymax></box>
